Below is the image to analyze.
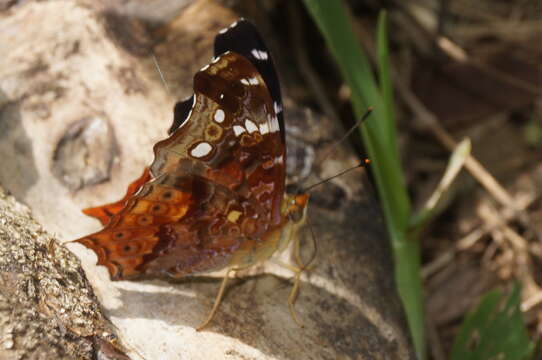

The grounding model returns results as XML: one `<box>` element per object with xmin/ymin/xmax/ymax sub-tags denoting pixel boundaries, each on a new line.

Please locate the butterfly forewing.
<box><xmin>75</xmin><ymin>33</ymin><xmax>290</xmax><ymax>279</ymax></box>
<box><xmin>151</xmin><ymin>51</ymin><xmax>285</xmax><ymax>226</ymax></box>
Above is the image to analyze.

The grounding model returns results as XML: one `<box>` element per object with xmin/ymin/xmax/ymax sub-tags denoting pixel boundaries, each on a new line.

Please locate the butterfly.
<box><xmin>73</xmin><ymin>19</ymin><xmax>310</xmax><ymax>330</ymax></box>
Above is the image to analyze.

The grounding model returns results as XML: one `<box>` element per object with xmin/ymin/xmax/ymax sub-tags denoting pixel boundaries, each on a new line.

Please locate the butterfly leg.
<box><xmin>270</xmin><ymin>257</ymin><xmax>305</xmax><ymax>327</ymax></box>
<box><xmin>290</xmin><ymin>221</ymin><xmax>318</xmax><ymax>326</ymax></box>
<box><xmin>290</xmin><ymin>235</ymin><xmax>305</xmax><ymax>327</ymax></box>
<box><xmin>196</xmin><ymin>267</ymin><xmax>234</xmax><ymax>331</ymax></box>
<box><xmin>272</xmin><ymin>227</ymin><xmax>318</xmax><ymax>327</ymax></box>
<box><xmin>288</xmin><ymin>264</ymin><xmax>304</xmax><ymax>328</ymax></box>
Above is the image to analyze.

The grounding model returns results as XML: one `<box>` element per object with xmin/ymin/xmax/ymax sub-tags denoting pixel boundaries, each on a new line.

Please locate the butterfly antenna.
<box><xmin>291</xmin><ymin>107</ymin><xmax>373</xmax><ymax>195</ymax></box>
<box><xmin>301</xmin><ymin>158</ymin><xmax>371</xmax><ymax>193</ymax></box>
<box><xmin>318</xmin><ymin>106</ymin><xmax>373</xmax><ymax>165</ymax></box>
<box><xmin>152</xmin><ymin>54</ymin><xmax>171</xmax><ymax>93</ymax></box>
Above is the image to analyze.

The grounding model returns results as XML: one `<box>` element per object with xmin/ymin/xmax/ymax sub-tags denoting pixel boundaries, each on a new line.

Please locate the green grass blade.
<box><xmin>303</xmin><ymin>2</ymin><xmax>424</xmax><ymax>358</ymax></box>
<box><xmin>451</xmin><ymin>284</ymin><xmax>535</xmax><ymax>360</ymax></box>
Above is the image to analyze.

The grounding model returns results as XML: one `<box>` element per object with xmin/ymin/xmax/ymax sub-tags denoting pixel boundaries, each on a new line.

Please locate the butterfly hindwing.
<box><xmin>76</xmin><ymin>173</ymin><xmax>255</xmax><ymax>279</ymax></box>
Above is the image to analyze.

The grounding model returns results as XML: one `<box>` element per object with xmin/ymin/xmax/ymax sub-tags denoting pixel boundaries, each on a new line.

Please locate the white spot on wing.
<box><xmin>200</xmin><ymin>64</ymin><xmax>210</xmax><ymax>71</ymax></box>
<box><xmin>268</xmin><ymin>115</ymin><xmax>280</xmax><ymax>133</ymax></box>
<box><xmin>233</xmin><ymin>125</ymin><xmax>246</xmax><ymax>137</ymax></box>
<box><xmin>259</xmin><ymin>123</ymin><xmax>269</xmax><ymax>134</ymax></box>
<box><xmin>214</xmin><ymin>109</ymin><xmax>225</xmax><ymax>123</ymax></box>
<box><xmin>219</xmin><ymin>27</ymin><xmax>228</xmax><ymax>34</ymax></box>
<box><xmin>245</xmin><ymin>119</ymin><xmax>258</xmax><ymax>133</ymax></box>
<box><xmin>273</xmin><ymin>101</ymin><xmax>282</xmax><ymax>114</ymax></box>
<box><xmin>251</xmin><ymin>49</ymin><xmax>269</xmax><ymax>60</ymax></box>
<box><xmin>190</xmin><ymin>142</ymin><xmax>213</xmax><ymax>158</ymax></box>
<box><xmin>241</xmin><ymin>77</ymin><xmax>260</xmax><ymax>86</ymax></box>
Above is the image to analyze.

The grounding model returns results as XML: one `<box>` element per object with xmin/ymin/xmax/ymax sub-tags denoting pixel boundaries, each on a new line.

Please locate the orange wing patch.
<box><xmin>82</xmin><ymin>168</ymin><xmax>152</xmax><ymax>225</ymax></box>
<box><xmin>75</xmin><ymin>182</ymin><xmax>194</xmax><ymax>279</ymax></box>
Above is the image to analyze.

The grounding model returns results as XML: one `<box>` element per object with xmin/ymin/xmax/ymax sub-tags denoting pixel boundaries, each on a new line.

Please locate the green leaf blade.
<box><xmin>451</xmin><ymin>284</ymin><xmax>534</xmax><ymax>360</ymax></box>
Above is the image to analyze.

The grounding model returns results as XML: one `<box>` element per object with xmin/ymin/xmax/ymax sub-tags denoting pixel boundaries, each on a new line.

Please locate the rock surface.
<box><xmin>0</xmin><ymin>187</ymin><xmax>128</xmax><ymax>359</ymax></box>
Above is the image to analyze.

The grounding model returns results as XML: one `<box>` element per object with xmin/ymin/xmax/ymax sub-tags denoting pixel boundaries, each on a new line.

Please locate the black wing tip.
<box><xmin>213</xmin><ymin>18</ymin><xmax>285</xmax><ymax>142</ymax></box>
<box><xmin>169</xmin><ymin>19</ymin><xmax>285</xmax><ymax>141</ymax></box>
